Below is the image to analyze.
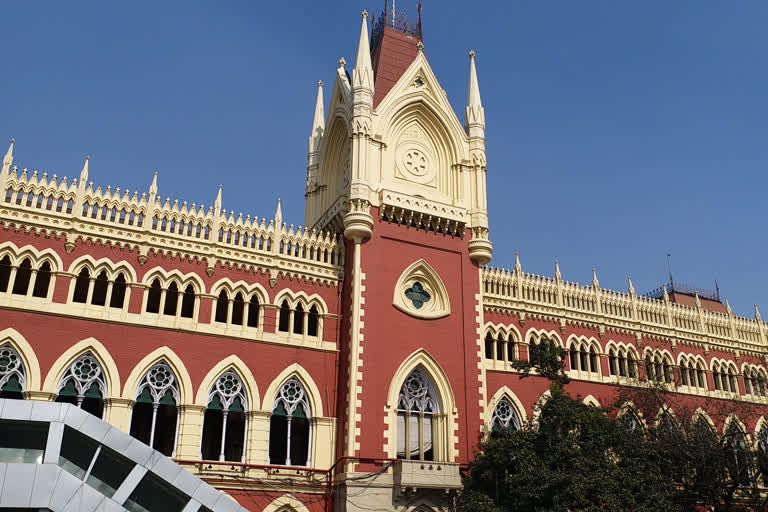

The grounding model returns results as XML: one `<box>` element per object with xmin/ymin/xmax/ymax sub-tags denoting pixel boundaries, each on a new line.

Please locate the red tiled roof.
<box><xmin>371</xmin><ymin>27</ymin><xmax>420</xmax><ymax>108</ymax></box>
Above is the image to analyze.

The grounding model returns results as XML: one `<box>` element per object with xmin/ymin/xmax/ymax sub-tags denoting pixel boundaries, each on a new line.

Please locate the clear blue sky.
<box><xmin>3</xmin><ymin>1</ymin><xmax>766</xmax><ymax>317</ymax></box>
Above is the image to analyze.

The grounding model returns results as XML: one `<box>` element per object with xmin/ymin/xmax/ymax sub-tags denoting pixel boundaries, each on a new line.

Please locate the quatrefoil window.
<box><xmin>405</xmin><ymin>282</ymin><xmax>431</xmax><ymax>309</ymax></box>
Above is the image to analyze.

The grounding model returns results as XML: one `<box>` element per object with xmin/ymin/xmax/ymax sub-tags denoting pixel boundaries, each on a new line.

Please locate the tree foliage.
<box><xmin>461</xmin><ymin>350</ymin><xmax>768</xmax><ymax>511</ymax></box>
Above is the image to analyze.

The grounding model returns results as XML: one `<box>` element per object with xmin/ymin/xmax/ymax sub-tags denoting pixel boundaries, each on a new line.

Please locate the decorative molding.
<box><xmin>393</xmin><ymin>259</ymin><xmax>450</xmax><ymax>320</ymax></box>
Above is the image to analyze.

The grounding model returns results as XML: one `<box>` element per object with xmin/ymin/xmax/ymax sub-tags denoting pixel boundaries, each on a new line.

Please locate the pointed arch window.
<box><xmin>247</xmin><ymin>295</ymin><xmax>260</xmax><ymax>328</ymax></box>
<box><xmin>307</xmin><ymin>305</ymin><xmax>319</xmax><ymax>337</ymax></box>
<box><xmin>620</xmin><ymin>408</ymin><xmax>641</xmax><ymax>432</ymax></box>
<box><xmin>278</xmin><ymin>300</ymin><xmax>291</xmax><ymax>332</ymax></box>
<box><xmin>293</xmin><ymin>304</ymin><xmax>305</xmax><ymax>334</ymax></box>
<box><xmin>725</xmin><ymin>422</ymin><xmax>751</xmax><ymax>485</ymax></box>
<box><xmin>180</xmin><ymin>285</ymin><xmax>196</xmax><ymax>318</ymax></box>
<box><xmin>201</xmin><ymin>371</ymin><xmax>247</xmax><ymax>462</ymax></box>
<box><xmin>12</xmin><ymin>258</ymin><xmax>32</xmax><ymax>295</ymax></box>
<box><xmin>269</xmin><ymin>377</ymin><xmax>311</xmax><ymax>467</ymax></box>
<box><xmin>145</xmin><ymin>279</ymin><xmax>162</xmax><ymax>313</ymax></box>
<box><xmin>129</xmin><ymin>362</ymin><xmax>179</xmax><ymax>457</ymax></box>
<box><xmin>109</xmin><ymin>273</ymin><xmax>127</xmax><ymax>309</ymax></box>
<box><xmin>55</xmin><ymin>353</ymin><xmax>106</xmax><ymax>418</ymax></box>
<box><xmin>756</xmin><ymin>424</ymin><xmax>768</xmax><ymax>479</ymax></box>
<box><xmin>91</xmin><ymin>271</ymin><xmax>109</xmax><ymax>306</ymax></box>
<box><xmin>491</xmin><ymin>399</ymin><xmax>519</xmax><ymax>435</ymax></box>
<box><xmin>231</xmin><ymin>293</ymin><xmax>245</xmax><ymax>326</ymax></box>
<box><xmin>163</xmin><ymin>282</ymin><xmax>179</xmax><ymax>316</ymax></box>
<box><xmin>0</xmin><ymin>345</ymin><xmax>25</xmax><ymax>400</ymax></box>
<box><xmin>72</xmin><ymin>268</ymin><xmax>90</xmax><ymax>303</ymax></box>
<box><xmin>215</xmin><ymin>290</ymin><xmax>228</xmax><ymax>323</ymax></box>
<box><xmin>0</xmin><ymin>255</ymin><xmax>11</xmax><ymax>292</ymax></box>
<box><xmin>32</xmin><ymin>261</ymin><xmax>52</xmax><ymax>298</ymax></box>
<box><xmin>397</xmin><ymin>368</ymin><xmax>439</xmax><ymax>461</ymax></box>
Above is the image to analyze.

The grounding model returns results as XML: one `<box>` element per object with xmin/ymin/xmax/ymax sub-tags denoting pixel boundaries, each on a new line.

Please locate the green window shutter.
<box><xmin>1</xmin><ymin>374</ymin><xmax>22</xmax><ymax>393</ymax></box>
<box><xmin>293</xmin><ymin>403</ymin><xmax>307</xmax><ymax>419</ymax></box>
<box><xmin>136</xmin><ymin>387</ymin><xmax>153</xmax><ymax>404</ymax></box>
<box><xmin>84</xmin><ymin>381</ymin><xmax>102</xmax><ymax>399</ymax></box>
<box><xmin>58</xmin><ymin>379</ymin><xmax>78</xmax><ymax>397</ymax></box>
<box><xmin>273</xmin><ymin>401</ymin><xmax>288</xmax><ymax>416</ymax></box>
<box><xmin>159</xmin><ymin>389</ymin><xmax>176</xmax><ymax>406</ymax></box>
<box><xmin>207</xmin><ymin>394</ymin><xmax>223</xmax><ymax>410</ymax></box>
<box><xmin>229</xmin><ymin>396</ymin><xmax>244</xmax><ymax>413</ymax></box>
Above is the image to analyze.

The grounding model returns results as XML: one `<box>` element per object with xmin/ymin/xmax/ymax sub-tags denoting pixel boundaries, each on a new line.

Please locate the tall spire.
<box><xmin>514</xmin><ymin>251</ymin><xmax>521</xmax><ymax>273</ymax></box>
<box><xmin>1</xmin><ymin>138</ymin><xmax>14</xmax><ymax>175</ymax></box>
<box><xmin>214</xmin><ymin>184</ymin><xmax>223</xmax><ymax>214</ymax></box>
<box><xmin>79</xmin><ymin>155</ymin><xmax>90</xmax><ymax>185</ymax></box>
<box><xmin>555</xmin><ymin>259</ymin><xmax>561</xmax><ymax>281</ymax></box>
<box><xmin>353</xmin><ymin>11</ymin><xmax>374</xmax><ymax>92</ymax></box>
<box><xmin>309</xmin><ymin>80</ymin><xmax>325</xmax><ymax>154</ymax></box>
<box><xmin>627</xmin><ymin>275</ymin><xmax>635</xmax><ymax>295</ymax></box>
<box><xmin>592</xmin><ymin>267</ymin><xmax>599</xmax><ymax>288</ymax></box>
<box><xmin>149</xmin><ymin>171</ymin><xmax>158</xmax><ymax>199</ymax></box>
<box><xmin>275</xmin><ymin>198</ymin><xmax>283</xmax><ymax>228</ymax></box>
<box><xmin>465</xmin><ymin>50</ymin><xmax>485</xmax><ymax>138</ymax></box>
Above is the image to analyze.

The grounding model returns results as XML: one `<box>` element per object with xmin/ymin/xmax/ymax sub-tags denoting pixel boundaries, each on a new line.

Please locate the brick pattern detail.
<box><xmin>372</xmin><ymin>27</ymin><xmax>420</xmax><ymax>108</ymax></box>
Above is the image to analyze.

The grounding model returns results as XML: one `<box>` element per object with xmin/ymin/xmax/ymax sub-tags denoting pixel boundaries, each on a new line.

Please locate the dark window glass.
<box><xmin>91</xmin><ymin>271</ymin><xmax>109</xmax><ymax>306</ymax></box>
<box><xmin>0</xmin><ymin>419</ymin><xmax>48</xmax><ymax>463</ymax></box>
<box><xmin>293</xmin><ymin>304</ymin><xmax>304</xmax><ymax>334</ymax></box>
<box><xmin>225</xmin><ymin>410</ymin><xmax>246</xmax><ymax>462</ymax></box>
<box><xmin>0</xmin><ymin>373</ymin><xmax>24</xmax><ymax>400</ymax></box>
<box><xmin>129</xmin><ymin>402</ymin><xmax>153</xmax><ymax>445</ymax></box>
<box><xmin>201</xmin><ymin>405</ymin><xmax>223</xmax><ymax>461</ymax></box>
<box><xmin>247</xmin><ymin>295</ymin><xmax>259</xmax><ymax>327</ymax></box>
<box><xmin>124</xmin><ymin>472</ymin><xmax>190</xmax><ymax>512</ymax></box>
<box><xmin>146</xmin><ymin>279</ymin><xmax>162</xmax><ymax>313</ymax></box>
<box><xmin>215</xmin><ymin>290</ymin><xmax>228</xmax><ymax>323</ymax></box>
<box><xmin>0</xmin><ymin>255</ymin><xmax>11</xmax><ymax>292</ymax></box>
<box><xmin>110</xmin><ymin>273</ymin><xmax>127</xmax><ymax>308</ymax></box>
<box><xmin>163</xmin><ymin>282</ymin><xmax>179</xmax><ymax>316</ymax></box>
<box><xmin>12</xmin><ymin>258</ymin><xmax>32</xmax><ymax>295</ymax></box>
<box><xmin>484</xmin><ymin>335</ymin><xmax>493</xmax><ymax>359</ymax></box>
<box><xmin>278</xmin><ymin>301</ymin><xmax>290</xmax><ymax>332</ymax></box>
<box><xmin>59</xmin><ymin>425</ymin><xmax>99</xmax><ymax>480</ymax></box>
<box><xmin>180</xmin><ymin>285</ymin><xmax>195</xmax><ymax>318</ymax></box>
<box><xmin>153</xmin><ymin>404</ymin><xmax>177</xmax><ymax>456</ymax></box>
<box><xmin>73</xmin><ymin>268</ymin><xmax>90</xmax><ymax>303</ymax></box>
<box><xmin>307</xmin><ymin>306</ymin><xmax>319</xmax><ymax>337</ymax></box>
<box><xmin>269</xmin><ymin>412</ymin><xmax>288</xmax><ymax>465</ymax></box>
<box><xmin>32</xmin><ymin>261</ymin><xmax>52</xmax><ymax>298</ymax></box>
<box><xmin>231</xmin><ymin>293</ymin><xmax>245</xmax><ymax>326</ymax></box>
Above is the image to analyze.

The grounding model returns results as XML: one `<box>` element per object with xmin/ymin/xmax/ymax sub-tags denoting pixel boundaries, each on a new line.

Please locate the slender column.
<box><xmin>285</xmin><ymin>416</ymin><xmax>293</xmax><ymax>466</ymax></box>
<box><xmin>418</xmin><ymin>412</ymin><xmax>424</xmax><ymax>461</ymax></box>
<box><xmin>85</xmin><ymin>277</ymin><xmax>96</xmax><ymax>304</ymax></box>
<box><xmin>105</xmin><ymin>280</ymin><xmax>114</xmax><ymax>306</ymax></box>
<box><xmin>219</xmin><ymin>410</ymin><xmax>228</xmax><ymax>461</ymax></box>
<box><xmin>404</xmin><ymin>411</ymin><xmax>410</xmax><ymax>460</ymax></box>
<box><xmin>149</xmin><ymin>403</ymin><xmax>159</xmax><ymax>448</ymax></box>
<box><xmin>159</xmin><ymin>289</ymin><xmax>167</xmax><ymax>314</ymax></box>
<box><xmin>226</xmin><ymin>299</ymin><xmax>233</xmax><ymax>326</ymax></box>
<box><xmin>6</xmin><ymin>267</ymin><xmax>18</xmax><ymax>292</ymax></box>
<box><xmin>25</xmin><ymin>269</ymin><xmax>38</xmax><ymax>297</ymax></box>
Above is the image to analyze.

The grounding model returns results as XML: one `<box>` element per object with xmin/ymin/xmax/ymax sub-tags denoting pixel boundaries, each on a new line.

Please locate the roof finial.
<box><xmin>309</xmin><ymin>80</ymin><xmax>325</xmax><ymax>153</ymax></box>
<box><xmin>353</xmin><ymin>10</ymin><xmax>374</xmax><ymax>92</ymax></box>
<box><xmin>592</xmin><ymin>267</ymin><xmax>599</xmax><ymax>288</ymax></box>
<box><xmin>275</xmin><ymin>198</ymin><xmax>283</xmax><ymax>228</ymax></box>
<box><xmin>755</xmin><ymin>304</ymin><xmax>762</xmax><ymax>322</ymax></box>
<box><xmin>465</xmin><ymin>49</ymin><xmax>485</xmax><ymax>137</ymax></box>
<box><xmin>338</xmin><ymin>57</ymin><xmax>346</xmax><ymax>70</ymax></box>
<box><xmin>214</xmin><ymin>184</ymin><xmax>223</xmax><ymax>214</ymax></box>
<box><xmin>2</xmin><ymin>138</ymin><xmax>14</xmax><ymax>175</ymax></box>
<box><xmin>79</xmin><ymin>155</ymin><xmax>90</xmax><ymax>184</ymax></box>
<box><xmin>627</xmin><ymin>275</ymin><xmax>635</xmax><ymax>295</ymax></box>
<box><xmin>662</xmin><ymin>284</ymin><xmax>669</xmax><ymax>302</ymax></box>
<box><xmin>725</xmin><ymin>297</ymin><xmax>733</xmax><ymax>315</ymax></box>
<box><xmin>514</xmin><ymin>251</ymin><xmax>521</xmax><ymax>273</ymax></box>
<box><xmin>417</xmin><ymin>0</ymin><xmax>423</xmax><ymax>40</ymax></box>
<box><xmin>555</xmin><ymin>259</ymin><xmax>561</xmax><ymax>281</ymax></box>
<box><xmin>695</xmin><ymin>293</ymin><xmax>702</xmax><ymax>309</ymax></box>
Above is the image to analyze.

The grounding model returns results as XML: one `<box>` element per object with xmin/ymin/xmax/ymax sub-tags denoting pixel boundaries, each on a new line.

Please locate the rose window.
<box><xmin>405</xmin><ymin>282</ymin><xmax>431</xmax><ymax>309</ymax></box>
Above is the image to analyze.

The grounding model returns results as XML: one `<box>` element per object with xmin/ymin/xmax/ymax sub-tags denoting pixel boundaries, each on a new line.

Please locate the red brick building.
<box><xmin>0</xmin><ymin>6</ymin><xmax>766</xmax><ymax>512</ymax></box>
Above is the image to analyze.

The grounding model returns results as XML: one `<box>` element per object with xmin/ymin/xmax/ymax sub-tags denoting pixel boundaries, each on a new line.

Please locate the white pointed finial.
<box><xmin>725</xmin><ymin>297</ymin><xmax>732</xmax><ymax>315</ymax></box>
<box><xmin>309</xmin><ymin>80</ymin><xmax>325</xmax><ymax>153</ymax></box>
<box><xmin>214</xmin><ymin>184</ymin><xmax>223</xmax><ymax>214</ymax></box>
<box><xmin>628</xmin><ymin>275</ymin><xmax>635</xmax><ymax>295</ymax></box>
<box><xmin>353</xmin><ymin>11</ymin><xmax>374</xmax><ymax>92</ymax></box>
<box><xmin>275</xmin><ymin>198</ymin><xmax>283</xmax><ymax>228</ymax></box>
<box><xmin>2</xmin><ymin>138</ymin><xmax>14</xmax><ymax>174</ymax></box>
<box><xmin>338</xmin><ymin>57</ymin><xmax>346</xmax><ymax>70</ymax></box>
<box><xmin>755</xmin><ymin>304</ymin><xmax>762</xmax><ymax>322</ymax></box>
<box><xmin>662</xmin><ymin>284</ymin><xmax>669</xmax><ymax>301</ymax></box>
<box><xmin>149</xmin><ymin>171</ymin><xmax>158</xmax><ymax>196</ymax></box>
<box><xmin>555</xmin><ymin>259</ymin><xmax>561</xmax><ymax>281</ymax></box>
<box><xmin>79</xmin><ymin>155</ymin><xmax>90</xmax><ymax>184</ymax></box>
<box><xmin>695</xmin><ymin>293</ymin><xmax>702</xmax><ymax>309</ymax></box>
<box><xmin>592</xmin><ymin>267</ymin><xmax>599</xmax><ymax>288</ymax></box>
<box><xmin>465</xmin><ymin>49</ymin><xmax>485</xmax><ymax>137</ymax></box>
<box><xmin>514</xmin><ymin>251</ymin><xmax>521</xmax><ymax>273</ymax></box>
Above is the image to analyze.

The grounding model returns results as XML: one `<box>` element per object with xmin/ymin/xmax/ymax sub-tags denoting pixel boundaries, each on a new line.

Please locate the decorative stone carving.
<box><xmin>393</xmin><ymin>259</ymin><xmax>450</xmax><ymax>319</ymax></box>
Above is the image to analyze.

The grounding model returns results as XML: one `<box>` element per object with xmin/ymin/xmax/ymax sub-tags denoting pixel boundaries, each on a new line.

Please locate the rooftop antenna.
<box><xmin>715</xmin><ymin>279</ymin><xmax>720</xmax><ymax>302</ymax></box>
<box><xmin>666</xmin><ymin>253</ymin><xmax>674</xmax><ymax>288</ymax></box>
<box><xmin>392</xmin><ymin>0</ymin><xmax>395</xmax><ymax>27</ymax></box>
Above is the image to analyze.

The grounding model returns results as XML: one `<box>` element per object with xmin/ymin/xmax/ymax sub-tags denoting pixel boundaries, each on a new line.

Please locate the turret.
<box><xmin>352</xmin><ymin>11</ymin><xmax>374</xmax><ymax>102</ymax></box>
<box><xmin>1</xmin><ymin>139</ymin><xmax>13</xmax><ymax>175</ymax></box>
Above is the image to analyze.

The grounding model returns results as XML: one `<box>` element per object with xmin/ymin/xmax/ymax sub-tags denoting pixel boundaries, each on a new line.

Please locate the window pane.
<box><xmin>0</xmin><ymin>420</ymin><xmax>48</xmax><ymax>463</ymax></box>
<box><xmin>124</xmin><ymin>472</ymin><xmax>190</xmax><ymax>512</ymax></box>
<box><xmin>59</xmin><ymin>425</ymin><xmax>99</xmax><ymax>480</ymax></box>
<box><xmin>86</xmin><ymin>444</ymin><xmax>136</xmax><ymax>498</ymax></box>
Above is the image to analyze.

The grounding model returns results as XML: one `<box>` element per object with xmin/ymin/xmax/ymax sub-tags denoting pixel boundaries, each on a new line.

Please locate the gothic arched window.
<box><xmin>756</xmin><ymin>424</ymin><xmax>768</xmax><ymax>479</ymax></box>
<box><xmin>110</xmin><ymin>273</ymin><xmax>127</xmax><ymax>309</ymax></box>
<box><xmin>215</xmin><ymin>290</ymin><xmax>228</xmax><ymax>323</ymax></box>
<box><xmin>201</xmin><ymin>371</ymin><xmax>247</xmax><ymax>462</ymax></box>
<box><xmin>32</xmin><ymin>261</ymin><xmax>52</xmax><ymax>298</ymax></box>
<box><xmin>72</xmin><ymin>268</ymin><xmax>90</xmax><ymax>303</ymax></box>
<box><xmin>725</xmin><ymin>422</ymin><xmax>751</xmax><ymax>485</ymax></box>
<box><xmin>55</xmin><ymin>353</ymin><xmax>106</xmax><ymax>418</ymax></box>
<box><xmin>11</xmin><ymin>258</ymin><xmax>32</xmax><ymax>295</ymax></box>
<box><xmin>0</xmin><ymin>345</ymin><xmax>25</xmax><ymax>399</ymax></box>
<box><xmin>278</xmin><ymin>300</ymin><xmax>291</xmax><ymax>332</ymax></box>
<box><xmin>620</xmin><ymin>408</ymin><xmax>641</xmax><ymax>433</ymax></box>
<box><xmin>269</xmin><ymin>377</ymin><xmax>311</xmax><ymax>467</ymax></box>
<box><xmin>491</xmin><ymin>399</ymin><xmax>520</xmax><ymax>435</ymax></box>
<box><xmin>0</xmin><ymin>255</ymin><xmax>11</xmax><ymax>292</ymax></box>
<box><xmin>129</xmin><ymin>362</ymin><xmax>179</xmax><ymax>456</ymax></box>
<box><xmin>247</xmin><ymin>295</ymin><xmax>260</xmax><ymax>328</ymax></box>
<box><xmin>180</xmin><ymin>284</ymin><xmax>196</xmax><ymax>318</ymax></box>
<box><xmin>397</xmin><ymin>368</ymin><xmax>439</xmax><ymax>461</ymax></box>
